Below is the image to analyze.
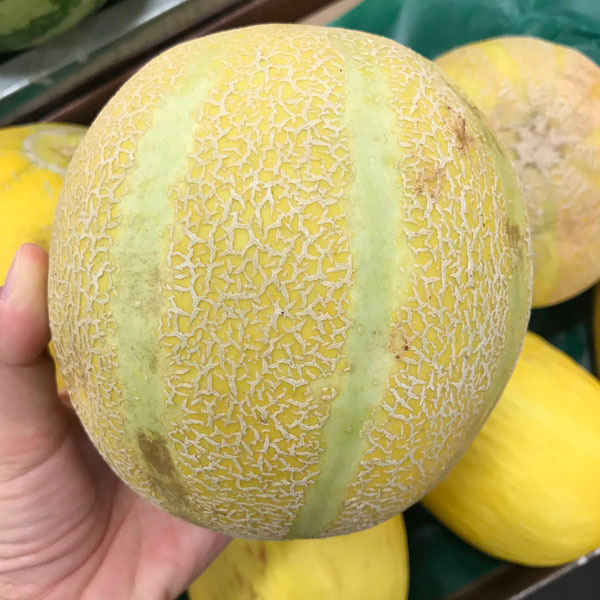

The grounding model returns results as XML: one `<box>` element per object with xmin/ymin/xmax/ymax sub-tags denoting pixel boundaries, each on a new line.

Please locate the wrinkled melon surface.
<box><xmin>436</xmin><ymin>36</ymin><xmax>600</xmax><ymax>308</ymax></box>
<box><xmin>49</xmin><ymin>24</ymin><xmax>531</xmax><ymax>539</ymax></box>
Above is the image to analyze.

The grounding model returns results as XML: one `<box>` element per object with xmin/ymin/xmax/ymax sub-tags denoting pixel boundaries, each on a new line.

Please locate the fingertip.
<box><xmin>21</xmin><ymin>242</ymin><xmax>49</xmax><ymax>267</ymax></box>
<box><xmin>0</xmin><ymin>243</ymin><xmax>51</xmax><ymax>366</ymax></box>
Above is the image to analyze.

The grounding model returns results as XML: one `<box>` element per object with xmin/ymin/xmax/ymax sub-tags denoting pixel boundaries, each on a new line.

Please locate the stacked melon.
<box><xmin>0</xmin><ymin>0</ymin><xmax>107</xmax><ymax>51</ymax></box>
<box><xmin>189</xmin><ymin>515</ymin><xmax>409</xmax><ymax>600</ymax></box>
<box><xmin>436</xmin><ymin>37</ymin><xmax>600</xmax><ymax>308</ymax></box>
<box><xmin>420</xmin><ymin>36</ymin><xmax>600</xmax><ymax>567</ymax></box>
<box><xmin>0</xmin><ymin>122</ymin><xmax>86</xmax><ymax>389</ymax></box>
<box><xmin>2</xmin><ymin>15</ymin><xmax>600</xmax><ymax>600</ymax></box>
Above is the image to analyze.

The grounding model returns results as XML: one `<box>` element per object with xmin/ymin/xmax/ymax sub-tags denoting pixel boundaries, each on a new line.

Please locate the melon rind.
<box><xmin>188</xmin><ymin>514</ymin><xmax>409</xmax><ymax>600</ymax></box>
<box><xmin>423</xmin><ymin>332</ymin><xmax>600</xmax><ymax>566</ymax></box>
<box><xmin>1</xmin><ymin>122</ymin><xmax>86</xmax><ymax>390</ymax></box>
<box><xmin>436</xmin><ymin>36</ymin><xmax>600</xmax><ymax>308</ymax></box>
<box><xmin>48</xmin><ymin>24</ymin><xmax>531</xmax><ymax>539</ymax></box>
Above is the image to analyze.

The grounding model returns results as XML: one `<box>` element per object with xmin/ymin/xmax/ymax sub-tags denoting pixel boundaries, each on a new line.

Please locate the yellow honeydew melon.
<box><xmin>423</xmin><ymin>331</ymin><xmax>600</xmax><ymax>566</ymax></box>
<box><xmin>436</xmin><ymin>36</ymin><xmax>600</xmax><ymax>308</ymax></box>
<box><xmin>595</xmin><ymin>286</ymin><xmax>600</xmax><ymax>374</ymax></box>
<box><xmin>48</xmin><ymin>24</ymin><xmax>531</xmax><ymax>539</ymax></box>
<box><xmin>0</xmin><ymin>122</ymin><xmax>86</xmax><ymax>390</ymax></box>
<box><xmin>188</xmin><ymin>515</ymin><xmax>408</xmax><ymax>600</ymax></box>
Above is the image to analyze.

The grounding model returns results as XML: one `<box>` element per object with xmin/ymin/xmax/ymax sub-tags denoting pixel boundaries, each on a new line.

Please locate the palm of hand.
<box><xmin>0</xmin><ymin>244</ymin><xmax>228</xmax><ymax>600</ymax></box>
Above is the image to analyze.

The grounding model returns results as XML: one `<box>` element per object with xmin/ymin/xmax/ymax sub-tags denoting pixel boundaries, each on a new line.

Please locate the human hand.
<box><xmin>0</xmin><ymin>243</ymin><xmax>229</xmax><ymax>600</ymax></box>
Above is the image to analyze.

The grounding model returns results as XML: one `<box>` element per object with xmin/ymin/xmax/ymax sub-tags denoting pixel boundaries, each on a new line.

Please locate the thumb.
<box><xmin>0</xmin><ymin>243</ymin><xmax>51</xmax><ymax>365</ymax></box>
<box><xmin>0</xmin><ymin>243</ymin><xmax>67</xmax><ymax>464</ymax></box>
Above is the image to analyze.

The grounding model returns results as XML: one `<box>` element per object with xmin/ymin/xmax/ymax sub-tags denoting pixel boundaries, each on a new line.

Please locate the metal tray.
<box><xmin>0</xmin><ymin>0</ymin><xmax>336</xmax><ymax>125</ymax></box>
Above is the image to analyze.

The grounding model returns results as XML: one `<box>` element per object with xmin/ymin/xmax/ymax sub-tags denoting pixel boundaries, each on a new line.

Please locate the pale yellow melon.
<box><xmin>48</xmin><ymin>24</ymin><xmax>531</xmax><ymax>540</ymax></box>
<box><xmin>0</xmin><ymin>123</ymin><xmax>87</xmax><ymax>390</ymax></box>
<box><xmin>423</xmin><ymin>332</ymin><xmax>600</xmax><ymax>566</ymax></box>
<box><xmin>188</xmin><ymin>515</ymin><xmax>408</xmax><ymax>600</ymax></box>
<box><xmin>436</xmin><ymin>36</ymin><xmax>600</xmax><ymax>308</ymax></box>
<box><xmin>595</xmin><ymin>286</ymin><xmax>600</xmax><ymax>374</ymax></box>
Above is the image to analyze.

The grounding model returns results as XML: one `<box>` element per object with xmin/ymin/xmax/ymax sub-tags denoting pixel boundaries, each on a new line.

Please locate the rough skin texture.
<box><xmin>48</xmin><ymin>24</ymin><xmax>531</xmax><ymax>540</ymax></box>
<box><xmin>423</xmin><ymin>332</ymin><xmax>600</xmax><ymax>566</ymax></box>
<box><xmin>436</xmin><ymin>36</ymin><xmax>600</xmax><ymax>308</ymax></box>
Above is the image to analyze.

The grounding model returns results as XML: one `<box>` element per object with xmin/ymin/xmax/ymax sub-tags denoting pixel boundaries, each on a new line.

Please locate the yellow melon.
<box><xmin>188</xmin><ymin>515</ymin><xmax>408</xmax><ymax>600</ymax></box>
<box><xmin>435</xmin><ymin>36</ymin><xmax>600</xmax><ymax>308</ymax></box>
<box><xmin>48</xmin><ymin>24</ymin><xmax>531</xmax><ymax>539</ymax></box>
<box><xmin>0</xmin><ymin>122</ymin><xmax>87</xmax><ymax>390</ymax></box>
<box><xmin>595</xmin><ymin>286</ymin><xmax>600</xmax><ymax>374</ymax></box>
<box><xmin>423</xmin><ymin>331</ymin><xmax>600</xmax><ymax>566</ymax></box>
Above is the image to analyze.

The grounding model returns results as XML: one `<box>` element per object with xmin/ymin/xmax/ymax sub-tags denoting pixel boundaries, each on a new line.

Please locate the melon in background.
<box><xmin>436</xmin><ymin>36</ymin><xmax>600</xmax><ymax>308</ymax></box>
<box><xmin>0</xmin><ymin>122</ymin><xmax>87</xmax><ymax>389</ymax></box>
<box><xmin>595</xmin><ymin>285</ymin><xmax>600</xmax><ymax>375</ymax></box>
<box><xmin>48</xmin><ymin>24</ymin><xmax>531</xmax><ymax>540</ymax></box>
<box><xmin>0</xmin><ymin>0</ymin><xmax>107</xmax><ymax>52</ymax></box>
<box><xmin>188</xmin><ymin>515</ymin><xmax>408</xmax><ymax>600</ymax></box>
<box><xmin>423</xmin><ymin>331</ymin><xmax>600</xmax><ymax>566</ymax></box>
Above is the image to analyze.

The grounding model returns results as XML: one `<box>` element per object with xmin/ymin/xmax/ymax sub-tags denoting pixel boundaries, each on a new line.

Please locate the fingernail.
<box><xmin>0</xmin><ymin>246</ymin><xmax>23</xmax><ymax>302</ymax></box>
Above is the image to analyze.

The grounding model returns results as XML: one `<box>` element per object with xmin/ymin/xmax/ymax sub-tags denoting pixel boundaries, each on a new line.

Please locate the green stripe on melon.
<box><xmin>48</xmin><ymin>24</ymin><xmax>532</xmax><ymax>540</ymax></box>
<box><xmin>288</xmin><ymin>44</ymin><xmax>407</xmax><ymax>538</ymax></box>
<box><xmin>0</xmin><ymin>0</ymin><xmax>107</xmax><ymax>51</ymax></box>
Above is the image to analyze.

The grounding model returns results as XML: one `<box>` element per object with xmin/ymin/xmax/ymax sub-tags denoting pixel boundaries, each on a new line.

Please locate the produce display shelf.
<box><xmin>3</xmin><ymin>0</ymin><xmax>599</xmax><ymax>598</ymax></box>
<box><xmin>0</xmin><ymin>0</ymin><xmax>335</xmax><ymax>126</ymax></box>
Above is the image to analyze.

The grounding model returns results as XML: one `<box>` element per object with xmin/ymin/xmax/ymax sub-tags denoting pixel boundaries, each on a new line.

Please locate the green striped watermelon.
<box><xmin>0</xmin><ymin>0</ymin><xmax>107</xmax><ymax>52</ymax></box>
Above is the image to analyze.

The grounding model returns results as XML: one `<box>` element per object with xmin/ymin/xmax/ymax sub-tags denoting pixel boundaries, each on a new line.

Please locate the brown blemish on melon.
<box><xmin>138</xmin><ymin>431</ymin><xmax>174</xmax><ymax>475</ymax></box>
<box><xmin>415</xmin><ymin>166</ymin><xmax>443</xmax><ymax>197</ymax></box>
<box><xmin>137</xmin><ymin>431</ymin><xmax>196</xmax><ymax>521</ymax></box>
<box><xmin>388</xmin><ymin>323</ymin><xmax>407</xmax><ymax>360</ymax></box>
<box><xmin>504</xmin><ymin>219</ymin><xmax>524</xmax><ymax>260</ymax></box>
<box><xmin>454</xmin><ymin>115</ymin><xmax>473</xmax><ymax>152</ymax></box>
